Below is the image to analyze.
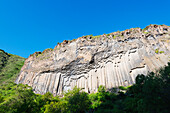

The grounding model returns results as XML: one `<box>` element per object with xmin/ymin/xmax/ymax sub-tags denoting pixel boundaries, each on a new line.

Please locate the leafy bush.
<box><xmin>119</xmin><ymin>86</ymin><xmax>130</xmax><ymax>90</ymax></box>
<box><xmin>155</xmin><ymin>49</ymin><xmax>159</xmax><ymax>54</ymax></box>
<box><xmin>160</xmin><ymin>51</ymin><xmax>164</xmax><ymax>53</ymax></box>
<box><xmin>113</xmin><ymin>35</ymin><xmax>117</xmax><ymax>39</ymax></box>
<box><xmin>155</xmin><ymin>48</ymin><xmax>165</xmax><ymax>54</ymax></box>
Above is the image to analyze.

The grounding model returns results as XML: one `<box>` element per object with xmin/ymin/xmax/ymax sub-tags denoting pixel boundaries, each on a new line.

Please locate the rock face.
<box><xmin>15</xmin><ymin>24</ymin><xmax>170</xmax><ymax>95</ymax></box>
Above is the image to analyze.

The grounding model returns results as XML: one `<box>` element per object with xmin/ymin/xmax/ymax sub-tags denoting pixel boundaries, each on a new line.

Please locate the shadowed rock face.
<box><xmin>15</xmin><ymin>25</ymin><xmax>170</xmax><ymax>95</ymax></box>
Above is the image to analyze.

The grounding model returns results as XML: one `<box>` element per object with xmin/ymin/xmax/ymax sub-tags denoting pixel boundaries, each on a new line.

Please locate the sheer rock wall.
<box><xmin>16</xmin><ymin>25</ymin><xmax>170</xmax><ymax>95</ymax></box>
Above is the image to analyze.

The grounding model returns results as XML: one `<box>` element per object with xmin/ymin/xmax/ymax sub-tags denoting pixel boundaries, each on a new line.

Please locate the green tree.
<box><xmin>44</xmin><ymin>100</ymin><xmax>67</xmax><ymax>113</ymax></box>
<box><xmin>64</xmin><ymin>87</ymin><xmax>91</xmax><ymax>113</ymax></box>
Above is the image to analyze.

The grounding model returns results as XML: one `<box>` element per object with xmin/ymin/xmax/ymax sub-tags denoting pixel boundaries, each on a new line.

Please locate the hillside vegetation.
<box><xmin>0</xmin><ymin>61</ymin><xmax>169</xmax><ymax>113</ymax></box>
<box><xmin>0</xmin><ymin>49</ymin><xmax>25</xmax><ymax>84</ymax></box>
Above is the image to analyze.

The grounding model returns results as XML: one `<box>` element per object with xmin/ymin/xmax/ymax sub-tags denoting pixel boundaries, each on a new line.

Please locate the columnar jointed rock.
<box><xmin>15</xmin><ymin>24</ymin><xmax>170</xmax><ymax>95</ymax></box>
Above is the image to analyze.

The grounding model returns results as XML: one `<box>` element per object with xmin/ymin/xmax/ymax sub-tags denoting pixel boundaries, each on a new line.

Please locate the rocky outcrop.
<box><xmin>15</xmin><ymin>24</ymin><xmax>170</xmax><ymax>95</ymax></box>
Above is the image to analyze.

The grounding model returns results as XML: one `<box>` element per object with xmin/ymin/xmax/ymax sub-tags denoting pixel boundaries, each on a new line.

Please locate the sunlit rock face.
<box><xmin>16</xmin><ymin>25</ymin><xmax>170</xmax><ymax>95</ymax></box>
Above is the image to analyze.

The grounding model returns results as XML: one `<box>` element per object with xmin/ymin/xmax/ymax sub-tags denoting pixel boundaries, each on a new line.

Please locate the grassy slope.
<box><xmin>0</xmin><ymin>49</ymin><xmax>25</xmax><ymax>85</ymax></box>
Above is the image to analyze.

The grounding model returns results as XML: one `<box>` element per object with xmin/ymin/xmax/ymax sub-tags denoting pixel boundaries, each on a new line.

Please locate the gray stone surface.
<box><xmin>16</xmin><ymin>24</ymin><xmax>170</xmax><ymax>95</ymax></box>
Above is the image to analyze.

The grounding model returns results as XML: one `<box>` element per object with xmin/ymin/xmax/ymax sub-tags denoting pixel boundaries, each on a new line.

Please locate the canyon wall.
<box><xmin>16</xmin><ymin>25</ymin><xmax>170</xmax><ymax>95</ymax></box>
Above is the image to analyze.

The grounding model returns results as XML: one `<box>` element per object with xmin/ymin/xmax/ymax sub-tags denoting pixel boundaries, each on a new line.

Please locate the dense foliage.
<box><xmin>0</xmin><ymin>49</ymin><xmax>25</xmax><ymax>84</ymax></box>
<box><xmin>0</xmin><ymin>61</ymin><xmax>169</xmax><ymax>112</ymax></box>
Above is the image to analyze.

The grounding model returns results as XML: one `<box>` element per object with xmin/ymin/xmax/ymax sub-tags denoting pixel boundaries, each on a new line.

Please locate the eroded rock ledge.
<box><xmin>16</xmin><ymin>24</ymin><xmax>170</xmax><ymax>95</ymax></box>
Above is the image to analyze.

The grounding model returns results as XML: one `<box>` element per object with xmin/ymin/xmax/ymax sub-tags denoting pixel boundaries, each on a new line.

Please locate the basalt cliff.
<box><xmin>16</xmin><ymin>25</ymin><xmax>170</xmax><ymax>95</ymax></box>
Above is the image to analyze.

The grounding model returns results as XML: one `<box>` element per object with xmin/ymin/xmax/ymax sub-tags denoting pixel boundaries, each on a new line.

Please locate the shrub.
<box><xmin>155</xmin><ymin>49</ymin><xmax>164</xmax><ymax>54</ymax></box>
<box><xmin>119</xmin><ymin>86</ymin><xmax>129</xmax><ymax>90</ymax></box>
<box><xmin>113</xmin><ymin>35</ymin><xmax>117</xmax><ymax>39</ymax></box>
<box><xmin>160</xmin><ymin>51</ymin><xmax>164</xmax><ymax>54</ymax></box>
<box><xmin>155</xmin><ymin>49</ymin><xmax>159</xmax><ymax>54</ymax></box>
<box><xmin>106</xmin><ymin>34</ymin><xmax>110</xmax><ymax>37</ymax></box>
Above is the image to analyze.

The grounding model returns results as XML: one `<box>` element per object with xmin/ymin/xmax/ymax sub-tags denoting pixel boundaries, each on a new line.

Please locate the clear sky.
<box><xmin>0</xmin><ymin>0</ymin><xmax>170</xmax><ymax>58</ymax></box>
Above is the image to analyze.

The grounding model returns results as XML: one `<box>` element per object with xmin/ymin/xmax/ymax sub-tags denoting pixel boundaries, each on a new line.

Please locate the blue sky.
<box><xmin>0</xmin><ymin>0</ymin><xmax>170</xmax><ymax>58</ymax></box>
